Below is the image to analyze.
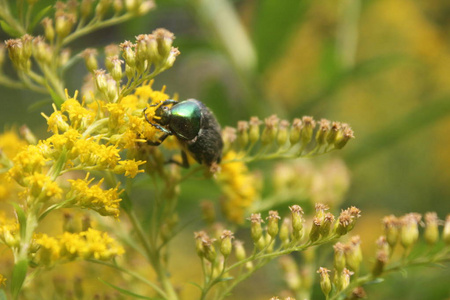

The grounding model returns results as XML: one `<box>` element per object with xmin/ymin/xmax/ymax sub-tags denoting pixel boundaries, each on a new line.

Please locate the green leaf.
<box><xmin>0</xmin><ymin>21</ymin><xmax>21</xmax><ymax>37</ymax></box>
<box><xmin>98</xmin><ymin>278</ymin><xmax>160</xmax><ymax>299</ymax></box>
<box><xmin>216</xmin><ymin>276</ymin><xmax>234</xmax><ymax>283</ymax></box>
<box><xmin>28</xmin><ymin>5</ymin><xmax>52</xmax><ymax>32</ymax></box>
<box><xmin>187</xmin><ymin>281</ymin><xmax>203</xmax><ymax>291</ymax></box>
<box><xmin>0</xmin><ymin>289</ymin><xmax>7</xmax><ymax>300</ymax></box>
<box><xmin>9</xmin><ymin>202</ymin><xmax>26</xmax><ymax>240</ymax></box>
<box><xmin>11</xmin><ymin>259</ymin><xmax>28</xmax><ymax>300</ymax></box>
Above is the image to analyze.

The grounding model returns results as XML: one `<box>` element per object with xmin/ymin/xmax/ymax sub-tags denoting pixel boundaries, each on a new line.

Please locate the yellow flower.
<box><xmin>0</xmin><ymin>212</ymin><xmax>20</xmax><ymax>247</ymax></box>
<box><xmin>23</xmin><ymin>172</ymin><xmax>62</xmax><ymax>203</ymax></box>
<box><xmin>67</xmin><ymin>174</ymin><xmax>122</xmax><ymax>218</ymax></box>
<box><xmin>216</xmin><ymin>151</ymin><xmax>259</xmax><ymax>224</ymax></box>
<box><xmin>61</xmin><ymin>96</ymin><xmax>95</xmax><ymax>130</ymax></box>
<box><xmin>0</xmin><ymin>129</ymin><xmax>27</xmax><ymax>159</ymax></box>
<box><xmin>34</xmin><ymin>229</ymin><xmax>124</xmax><ymax>265</ymax></box>
<box><xmin>114</xmin><ymin>159</ymin><xmax>146</xmax><ymax>178</ymax></box>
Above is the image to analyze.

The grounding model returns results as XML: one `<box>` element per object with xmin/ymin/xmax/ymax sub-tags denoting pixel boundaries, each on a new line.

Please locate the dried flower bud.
<box><xmin>194</xmin><ymin>231</ymin><xmax>208</xmax><ymax>258</ymax></box>
<box><xmin>319</xmin><ymin>213</ymin><xmax>335</xmax><ymax>238</ymax></box>
<box><xmin>383</xmin><ymin>215</ymin><xmax>400</xmax><ymax>249</ymax></box>
<box><xmin>220</xmin><ymin>230</ymin><xmax>234</xmax><ymax>258</ymax></box>
<box><xmin>315</xmin><ymin>119</ymin><xmax>330</xmax><ymax>146</ymax></box>
<box><xmin>267</xmin><ymin>210</ymin><xmax>281</xmax><ymax>238</ymax></box>
<box><xmin>334</xmin><ymin>124</ymin><xmax>355</xmax><ymax>149</ymax></box>
<box><xmin>333</xmin><ymin>242</ymin><xmax>346</xmax><ymax>273</ymax></box>
<box><xmin>41</xmin><ymin>18</ymin><xmax>55</xmax><ymax>42</ymax></box>
<box><xmin>300</xmin><ymin>116</ymin><xmax>316</xmax><ymax>147</ymax></box>
<box><xmin>327</xmin><ymin>122</ymin><xmax>341</xmax><ymax>145</ymax></box>
<box><xmin>222</xmin><ymin>127</ymin><xmax>236</xmax><ymax>153</ymax></box>
<box><xmin>261</xmin><ymin>115</ymin><xmax>279</xmax><ymax>145</ymax></box>
<box><xmin>249</xmin><ymin>213</ymin><xmax>264</xmax><ymax>243</ymax></box>
<box><xmin>372</xmin><ymin>249</ymin><xmax>388</xmax><ymax>277</ymax></box>
<box><xmin>277</xmin><ymin>120</ymin><xmax>290</xmax><ymax>146</ymax></box>
<box><xmin>80</xmin><ymin>0</ymin><xmax>94</xmax><ymax>19</ymax></box>
<box><xmin>400</xmin><ymin>213</ymin><xmax>421</xmax><ymax>249</ymax></box>
<box><xmin>424</xmin><ymin>212</ymin><xmax>439</xmax><ymax>245</ymax></box>
<box><xmin>249</xmin><ymin>117</ymin><xmax>262</xmax><ymax>144</ymax></box>
<box><xmin>289</xmin><ymin>205</ymin><xmax>304</xmax><ymax>240</ymax></box>
<box><xmin>81</xmin><ymin>48</ymin><xmax>98</xmax><ymax>73</ymax></box>
<box><xmin>350</xmin><ymin>287</ymin><xmax>367</xmax><ymax>299</ymax></box>
<box><xmin>345</xmin><ymin>236</ymin><xmax>362</xmax><ymax>273</ymax></box>
<box><xmin>162</xmin><ymin>47</ymin><xmax>180</xmax><ymax>70</ymax></box>
<box><xmin>335</xmin><ymin>207</ymin><xmax>361</xmax><ymax>236</ymax></box>
<box><xmin>317</xmin><ymin>267</ymin><xmax>331</xmax><ymax>297</ymax></box>
<box><xmin>106</xmin><ymin>75</ymin><xmax>118</xmax><ymax>101</ymax></box>
<box><xmin>336</xmin><ymin>268</ymin><xmax>353</xmax><ymax>292</ymax></box>
<box><xmin>55</xmin><ymin>13</ymin><xmax>75</xmax><ymax>39</ymax></box>
<box><xmin>5</xmin><ymin>39</ymin><xmax>24</xmax><ymax>69</ymax></box>
<box><xmin>120</xmin><ymin>41</ymin><xmax>136</xmax><ymax>68</ymax></box>
<box><xmin>289</xmin><ymin>118</ymin><xmax>302</xmax><ymax>145</ymax></box>
<box><xmin>237</xmin><ymin>121</ymin><xmax>249</xmax><ymax>148</ymax></box>
<box><xmin>309</xmin><ymin>217</ymin><xmax>321</xmax><ymax>242</ymax></box>
<box><xmin>154</xmin><ymin>28</ymin><xmax>174</xmax><ymax>59</ymax></box>
<box><xmin>444</xmin><ymin>214</ymin><xmax>450</xmax><ymax>245</ymax></box>
<box><xmin>107</xmin><ymin>56</ymin><xmax>123</xmax><ymax>82</ymax></box>
<box><xmin>94</xmin><ymin>69</ymin><xmax>108</xmax><ymax>94</ymax></box>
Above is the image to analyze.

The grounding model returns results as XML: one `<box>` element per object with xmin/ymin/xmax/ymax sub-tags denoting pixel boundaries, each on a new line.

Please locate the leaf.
<box><xmin>28</xmin><ymin>5</ymin><xmax>52</xmax><ymax>32</ymax></box>
<box><xmin>0</xmin><ymin>289</ymin><xmax>7</xmax><ymax>300</ymax></box>
<box><xmin>216</xmin><ymin>276</ymin><xmax>234</xmax><ymax>283</ymax></box>
<box><xmin>98</xmin><ymin>278</ymin><xmax>160</xmax><ymax>299</ymax></box>
<box><xmin>9</xmin><ymin>202</ymin><xmax>26</xmax><ymax>240</ymax></box>
<box><xmin>365</xmin><ymin>278</ymin><xmax>384</xmax><ymax>285</ymax></box>
<box><xmin>0</xmin><ymin>21</ymin><xmax>21</xmax><ymax>37</ymax></box>
<box><xmin>11</xmin><ymin>259</ymin><xmax>28</xmax><ymax>300</ymax></box>
<box><xmin>187</xmin><ymin>281</ymin><xmax>203</xmax><ymax>291</ymax></box>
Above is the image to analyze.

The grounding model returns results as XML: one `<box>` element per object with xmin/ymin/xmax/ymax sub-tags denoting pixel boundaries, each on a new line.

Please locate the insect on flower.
<box><xmin>144</xmin><ymin>99</ymin><xmax>223</xmax><ymax>169</ymax></box>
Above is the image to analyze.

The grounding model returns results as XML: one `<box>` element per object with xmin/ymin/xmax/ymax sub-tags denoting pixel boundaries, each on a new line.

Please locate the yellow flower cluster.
<box><xmin>33</xmin><ymin>228</ymin><xmax>124</xmax><ymax>266</ymax></box>
<box><xmin>217</xmin><ymin>151</ymin><xmax>260</xmax><ymax>223</ymax></box>
<box><xmin>0</xmin><ymin>212</ymin><xmax>20</xmax><ymax>248</ymax></box>
<box><xmin>67</xmin><ymin>174</ymin><xmax>121</xmax><ymax>218</ymax></box>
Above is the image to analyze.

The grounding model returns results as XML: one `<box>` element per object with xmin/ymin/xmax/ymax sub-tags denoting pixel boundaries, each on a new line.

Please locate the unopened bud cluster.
<box><xmin>91</xmin><ymin>29</ymin><xmax>179</xmax><ymax>102</ymax></box>
<box><xmin>222</xmin><ymin>115</ymin><xmax>354</xmax><ymax>161</ymax></box>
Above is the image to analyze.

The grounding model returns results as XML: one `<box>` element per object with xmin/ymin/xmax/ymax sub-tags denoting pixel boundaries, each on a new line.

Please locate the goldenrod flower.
<box><xmin>217</xmin><ymin>151</ymin><xmax>259</xmax><ymax>224</ymax></box>
<box><xmin>0</xmin><ymin>273</ymin><xmax>6</xmax><ymax>286</ymax></box>
<box><xmin>67</xmin><ymin>174</ymin><xmax>122</xmax><ymax>218</ymax></box>
<box><xmin>0</xmin><ymin>212</ymin><xmax>20</xmax><ymax>247</ymax></box>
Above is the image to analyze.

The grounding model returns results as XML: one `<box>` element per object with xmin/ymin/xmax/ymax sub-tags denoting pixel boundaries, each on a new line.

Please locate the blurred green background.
<box><xmin>1</xmin><ymin>0</ymin><xmax>450</xmax><ymax>298</ymax></box>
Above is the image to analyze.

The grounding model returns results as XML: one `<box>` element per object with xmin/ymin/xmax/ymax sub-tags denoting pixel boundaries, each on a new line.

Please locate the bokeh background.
<box><xmin>1</xmin><ymin>0</ymin><xmax>450</xmax><ymax>299</ymax></box>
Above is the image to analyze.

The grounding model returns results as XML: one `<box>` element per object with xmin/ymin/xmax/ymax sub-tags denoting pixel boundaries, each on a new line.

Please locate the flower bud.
<box><xmin>234</xmin><ymin>240</ymin><xmax>246</xmax><ymax>261</ymax></box>
<box><xmin>161</xmin><ymin>47</ymin><xmax>180</xmax><ymax>70</ymax></box>
<box><xmin>81</xmin><ymin>48</ymin><xmax>98</xmax><ymax>73</ymax></box>
<box><xmin>220</xmin><ymin>230</ymin><xmax>234</xmax><ymax>258</ymax></box>
<box><xmin>319</xmin><ymin>213</ymin><xmax>335</xmax><ymax>238</ymax></box>
<box><xmin>194</xmin><ymin>231</ymin><xmax>208</xmax><ymax>258</ymax></box>
<box><xmin>372</xmin><ymin>249</ymin><xmax>388</xmax><ymax>277</ymax></box>
<box><xmin>107</xmin><ymin>56</ymin><xmax>123</xmax><ymax>82</ymax></box>
<box><xmin>333</xmin><ymin>242</ymin><xmax>346</xmax><ymax>273</ymax></box>
<box><xmin>400</xmin><ymin>213</ymin><xmax>421</xmax><ymax>250</ymax></box>
<box><xmin>289</xmin><ymin>118</ymin><xmax>302</xmax><ymax>145</ymax></box>
<box><xmin>55</xmin><ymin>13</ymin><xmax>75</xmax><ymax>39</ymax></box>
<box><xmin>300</xmin><ymin>116</ymin><xmax>316</xmax><ymax>148</ymax></box>
<box><xmin>137</xmin><ymin>0</ymin><xmax>156</xmax><ymax>15</ymax></box>
<box><xmin>94</xmin><ymin>69</ymin><xmax>108</xmax><ymax>94</ymax></box>
<box><xmin>336</xmin><ymin>268</ymin><xmax>353</xmax><ymax>292</ymax></box>
<box><xmin>63</xmin><ymin>212</ymin><xmax>76</xmax><ymax>233</ymax></box>
<box><xmin>135</xmin><ymin>34</ymin><xmax>149</xmax><ymax>62</ymax></box>
<box><xmin>277</xmin><ymin>120</ymin><xmax>289</xmax><ymax>146</ymax></box>
<box><xmin>326</xmin><ymin>122</ymin><xmax>341</xmax><ymax>145</ymax></box>
<box><xmin>424</xmin><ymin>212</ymin><xmax>439</xmax><ymax>245</ymax></box>
<box><xmin>249</xmin><ymin>117</ymin><xmax>261</xmax><ymax>144</ymax></box>
<box><xmin>32</xmin><ymin>37</ymin><xmax>51</xmax><ymax>64</ymax></box>
<box><xmin>315</xmin><ymin>119</ymin><xmax>330</xmax><ymax>146</ymax></box>
<box><xmin>113</xmin><ymin>0</ymin><xmax>124</xmax><ymax>13</ymax></box>
<box><xmin>289</xmin><ymin>205</ymin><xmax>304</xmax><ymax>240</ymax></box>
<box><xmin>261</xmin><ymin>115</ymin><xmax>279</xmax><ymax>146</ymax></box>
<box><xmin>267</xmin><ymin>210</ymin><xmax>281</xmax><ymax>239</ymax></box>
<box><xmin>309</xmin><ymin>217</ymin><xmax>321</xmax><ymax>242</ymax></box>
<box><xmin>95</xmin><ymin>0</ymin><xmax>110</xmax><ymax>20</ymax></box>
<box><xmin>120</xmin><ymin>41</ymin><xmax>136</xmax><ymax>68</ymax></box>
<box><xmin>59</xmin><ymin>48</ymin><xmax>71</xmax><ymax>66</ymax></box>
<box><xmin>80</xmin><ymin>0</ymin><xmax>94</xmax><ymax>19</ymax></box>
<box><xmin>345</xmin><ymin>236</ymin><xmax>362</xmax><ymax>273</ymax></box>
<box><xmin>106</xmin><ymin>76</ymin><xmax>118</xmax><ymax>101</ymax></box>
<box><xmin>249</xmin><ymin>213</ymin><xmax>264</xmax><ymax>244</ymax></box>
<box><xmin>444</xmin><ymin>214</ymin><xmax>450</xmax><ymax>245</ymax></box>
<box><xmin>221</xmin><ymin>127</ymin><xmax>236</xmax><ymax>153</ymax></box>
<box><xmin>154</xmin><ymin>28</ymin><xmax>174</xmax><ymax>59</ymax></box>
<box><xmin>237</xmin><ymin>121</ymin><xmax>249</xmax><ymax>148</ymax></box>
<box><xmin>317</xmin><ymin>267</ymin><xmax>331</xmax><ymax>297</ymax></box>
<box><xmin>5</xmin><ymin>39</ymin><xmax>24</xmax><ymax>70</ymax></box>
<box><xmin>382</xmin><ymin>215</ymin><xmax>400</xmax><ymax>249</ymax></box>
<box><xmin>41</xmin><ymin>18</ymin><xmax>55</xmax><ymax>42</ymax></box>
<box><xmin>350</xmin><ymin>287</ymin><xmax>367</xmax><ymax>299</ymax></box>
<box><xmin>334</xmin><ymin>124</ymin><xmax>355</xmax><ymax>149</ymax></box>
